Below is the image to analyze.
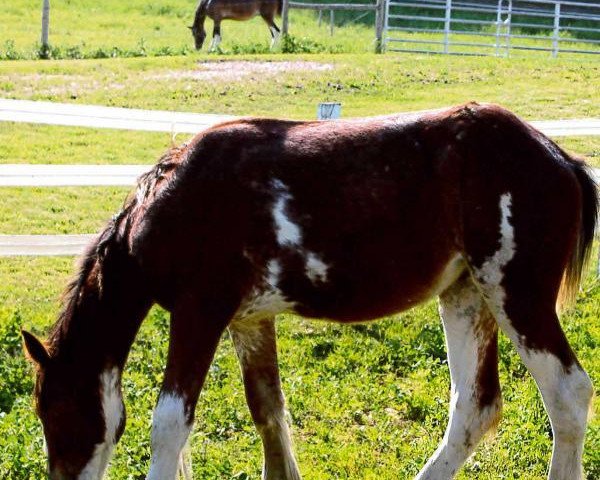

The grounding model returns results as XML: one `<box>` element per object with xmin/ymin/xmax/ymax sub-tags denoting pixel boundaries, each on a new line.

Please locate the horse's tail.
<box><xmin>558</xmin><ymin>152</ymin><xmax>598</xmax><ymax>309</ymax></box>
<box><xmin>277</xmin><ymin>0</ymin><xmax>283</xmax><ymax>16</ymax></box>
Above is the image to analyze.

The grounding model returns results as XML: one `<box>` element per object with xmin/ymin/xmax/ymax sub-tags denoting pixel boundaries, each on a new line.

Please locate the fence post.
<box><xmin>282</xmin><ymin>0</ymin><xmax>290</xmax><ymax>36</ymax></box>
<box><xmin>40</xmin><ymin>0</ymin><xmax>50</xmax><ymax>58</ymax></box>
<box><xmin>375</xmin><ymin>0</ymin><xmax>385</xmax><ymax>53</ymax></box>
<box><xmin>330</xmin><ymin>9</ymin><xmax>335</xmax><ymax>36</ymax></box>
<box><xmin>552</xmin><ymin>1</ymin><xmax>561</xmax><ymax>58</ymax></box>
<box><xmin>495</xmin><ymin>0</ymin><xmax>503</xmax><ymax>56</ymax></box>
<box><xmin>505</xmin><ymin>0</ymin><xmax>512</xmax><ymax>57</ymax></box>
<box><xmin>443</xmin><ymin>0</ymin><xmax>452</xmax><ymax>54</ymax></box>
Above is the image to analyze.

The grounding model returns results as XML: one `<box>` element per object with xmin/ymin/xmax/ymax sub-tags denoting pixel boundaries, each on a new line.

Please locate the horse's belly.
<box><xmin>237</xmin><ymin>252</ymin><xmax>465</xmax><ymax>324</ymax></box>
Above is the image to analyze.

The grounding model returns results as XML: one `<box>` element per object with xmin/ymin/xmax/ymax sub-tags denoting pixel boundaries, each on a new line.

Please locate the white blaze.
<box><xmin>78</xmin><ymin>367</ymin><xmax>123</xmax><ymax>480</ymax></box>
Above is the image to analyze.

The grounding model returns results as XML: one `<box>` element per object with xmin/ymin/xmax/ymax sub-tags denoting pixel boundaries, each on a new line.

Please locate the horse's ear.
<box><xmin>187</xmin><ymin>25</ymin><xmax>194</xmax><ymax>30</ymax></box>
<box><xmin>22</xmin><ymin>330</ymin><xmax>50</xmax><ymax>368</ymax></box>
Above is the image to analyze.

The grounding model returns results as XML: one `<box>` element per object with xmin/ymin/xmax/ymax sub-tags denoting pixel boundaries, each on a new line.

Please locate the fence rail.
<box><xmin>384</xmin><ymin>0</ymin><xmax>600</xmax><ymax>56</ymax></box>
<box><xmin>0</xmin><ymin>99</ymin><xmax>236</xmax><ymax>134</ymax></box>
<box><xmin>1</xmin><ymin>100</ymin><xmax>599</xmax><ymax>260</ymax></box>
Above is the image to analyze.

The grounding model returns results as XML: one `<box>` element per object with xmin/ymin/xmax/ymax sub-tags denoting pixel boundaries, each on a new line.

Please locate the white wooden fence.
<box><xmin>0</xmin><ymin>99</ymin><xmax>598</xmax><ymax>258</ymax></box>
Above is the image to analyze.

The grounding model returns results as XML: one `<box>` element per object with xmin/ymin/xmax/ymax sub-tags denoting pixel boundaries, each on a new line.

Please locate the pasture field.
<box><xmin>1</xmin><ymin>0</ymin><xmax>375</xmax><ymax>59</ymax></box>
<box><xmin>0</xmin><ymin>52</ymin><xmax>599</xmax><ymax>478</ymax></box>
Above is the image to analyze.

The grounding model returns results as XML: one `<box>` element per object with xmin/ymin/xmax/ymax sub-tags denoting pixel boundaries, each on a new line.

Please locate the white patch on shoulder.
<box><xmin>147</xmin><ymin>392</ymin><xmax>192</xmax><ymax>480</ymax></box>
<box><xmin>78</xmin><ymin>367</ymin><xmax>123</xmax><ymax>480</ymax></box>
<box><xmin>272</xmin><ymin>179</ymin><xmax>302</xmax><ymax>247</ymax></box>
<box><xmin>473</xmin><ymin>193</ymin><xmax>516</xmax><ymax>319</ymax></box>
<box><xmin>305</xmin><ymin>252</ymin><xmax>329</xmax><ymax>283</ymax></box>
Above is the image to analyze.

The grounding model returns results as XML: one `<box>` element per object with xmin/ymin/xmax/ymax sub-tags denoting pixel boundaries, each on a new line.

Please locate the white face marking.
<box><xmin>473</xmin><ymin>193</ymin><xmax>516</xmax><ymax>321</ymax></box>
<box><xmin>305</xmin><ymin>252</ymin><xmax>329</xmax><ymax>283</ymax></box>
<box><xmin>272</xmin><ymin>180</ymin><xmax>302</xmax><ymax>247</ymax></box>
<box><xmin>147</xmin><ymin>393</ymin><xmax>192</xmax><ymax>480</ymax></box>
<box><xmin>78</xmin><ymin>367</ymin><xmax>123</xmax><ymax>480</ymax></box>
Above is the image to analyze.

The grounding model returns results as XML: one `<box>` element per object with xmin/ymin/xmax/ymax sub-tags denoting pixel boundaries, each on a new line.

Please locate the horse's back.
<box><xmin>132</xmin><ymin>104</ymin><xmax>586</xmax><ymax>320</ymax></box>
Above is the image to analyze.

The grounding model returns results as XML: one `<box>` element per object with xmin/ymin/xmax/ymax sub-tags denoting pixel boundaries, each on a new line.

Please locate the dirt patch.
<box><xmin>151</xmin><ymin>60</ymin><xmax>334</xmax><ymax>82</ymax></box>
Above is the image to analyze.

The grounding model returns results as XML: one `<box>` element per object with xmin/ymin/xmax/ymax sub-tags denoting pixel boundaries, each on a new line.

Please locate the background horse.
<box><xmin>23</xmin><ymin>103</ymin><xmax>597</xmax><ymax>480</ymax></box>
<box><xmin>190</xmin><ymin>0</ymin><xmax>282</xmax><ymax>51</ymax></box>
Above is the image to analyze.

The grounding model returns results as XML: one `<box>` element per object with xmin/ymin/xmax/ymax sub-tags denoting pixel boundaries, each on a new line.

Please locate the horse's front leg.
<box><xmin>146</xmin><ymin>292</ymin><xmax>233</xmax><ymax>480</ymax></box>
<box><xmin>230</xmin><ymin>318</ymin><xmax>301</xmax><ymax>480</ymax></box>
<box><xmin>209</xmin><ymin>19</ymin><xmax>222</xmax><ymax>52</ymax></box>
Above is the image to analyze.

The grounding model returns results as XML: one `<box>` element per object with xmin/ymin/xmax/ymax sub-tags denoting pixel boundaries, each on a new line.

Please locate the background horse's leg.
<box><xmin>146</xmin><ymin>292</ymin><xmax>235</xmax><ymax>480</ymax></box>
<box><xmin>260</xmin><ymin>13</ymin><xmax>281</xmax><ymax>48</ymax></box>
<box><xmin>230</xmin><ymin>318</ymin><xmax>301</xmax><ymax>480</ymax></box>
<box><xmin>416</xmin><ymin>275</ymin><xmax>502</xmax><ymax>480</ymax></box>
<box><xmin>209</xmin><ymin>19</ymin><xmax>222</xmax><ymax>52</ymax></box>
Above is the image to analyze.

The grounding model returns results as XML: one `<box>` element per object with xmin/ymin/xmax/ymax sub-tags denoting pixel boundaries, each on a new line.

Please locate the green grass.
<box><xmin>1</xmin><ymin>0</ymin><xmax>376</xmax><ymax>59</ymax></box>
<box><xmin>0</xmin><ymin>258</ymin><xmax>598</xmax><ymax>479</ymax></box>
<box><xmin>0</xmin><ymin>45</ymin><xmax>599</xmax><ymax>479</ymax></box>
<box><xmin>2</xmin><ymin>0</ymin><xmax>599</xmax><ymax>59</ymax></box>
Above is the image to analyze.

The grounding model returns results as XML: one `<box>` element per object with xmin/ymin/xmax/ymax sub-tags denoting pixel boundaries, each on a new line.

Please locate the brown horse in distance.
<box><xmin>190</xmin><ymin>0</ymin><xmax>282</xmax><ymax>51</ymax></box>
<box><xmin>23</xmin><ymin>103</ymin><xmax>597</xmax><ymax>480</ymax></box>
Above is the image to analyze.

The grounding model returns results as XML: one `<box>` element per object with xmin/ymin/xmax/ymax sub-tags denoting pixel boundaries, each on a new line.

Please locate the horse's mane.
<box><xmin>46</xmin><ymin>143</ymin><xmax>190</xmax><ymax>356</ymax></box>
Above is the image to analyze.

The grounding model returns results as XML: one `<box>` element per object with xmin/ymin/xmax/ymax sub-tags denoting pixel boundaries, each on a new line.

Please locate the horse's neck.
<box><xmin>52</xmin><ymin>256</ymin><xmax>152</xmax><ymax>372</ymax></box>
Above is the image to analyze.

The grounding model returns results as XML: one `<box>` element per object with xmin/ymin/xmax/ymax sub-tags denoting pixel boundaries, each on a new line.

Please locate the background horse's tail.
<box><xmin>277</xmin><ymin>0</ymin><xmax>283</xmax><ymax>16</ymax></box>
<box><xmin>559</xmin><ymin>151</ymin><xmax>599</xmax><ymax>309</ymax></box>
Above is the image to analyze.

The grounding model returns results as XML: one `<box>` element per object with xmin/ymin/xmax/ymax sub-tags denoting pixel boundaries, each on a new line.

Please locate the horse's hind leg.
<box><xmin>416</xmin><ymin>275</ymin><xmax>502</xmax><ymax>480</ymax></box>
<box><xmin>260</xmin><ymin>13</ymin><xmax>281</xmax><ymax>48</ymax></box>
<box><xmin>468</xmin><ymin>194</ymin><xmax>592</xmax><ymax>479</ymax></box>
<box><xmin>473</xmin><ymin>271</ymin><xmax>592</xmax><ymax>479</ymax></box>
<box><xmin>230</xmin><ymin>318</ymin><xmax>301</xmax><ymax>480</ymax></box>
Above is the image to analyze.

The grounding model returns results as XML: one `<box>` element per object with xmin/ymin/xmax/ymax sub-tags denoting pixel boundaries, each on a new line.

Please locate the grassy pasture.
<box><xmin>0</xmin><ymin>35</ymin><xmax>599</xmax><ymax>480</ymax></box>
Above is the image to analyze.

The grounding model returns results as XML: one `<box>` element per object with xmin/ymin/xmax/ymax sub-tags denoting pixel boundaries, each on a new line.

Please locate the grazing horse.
<box><xmin>23</xmin><ymin>103</ymin><xmax>597</xmax><ymax>480</ymax></box>
<box><xmin>190</xmin><ymin>0</ymin><xmax>282</xmax><ymax>51</ymax></box>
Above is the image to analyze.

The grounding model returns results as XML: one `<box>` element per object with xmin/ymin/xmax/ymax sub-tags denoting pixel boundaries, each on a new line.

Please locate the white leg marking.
<box><xmin>493</xmin><ymin>322</ymin><xmax>592</xmax><ymax>480</ymax></box>
<box><xmin>272</xmin><ymin>180</ymin><xmax>302</xmax><ymax>247</ymax></box>
<box><xmin>230</xmin><ymin>323</ymin><xmax>302</xmax><ymax>480</ymax></box>
<box><xmin>79</xmin><ymin>367</ymin><xmax>123</xmax><ymax>480</ymax></box>
<box><xmin>417</xmin><ymin>279</ymin><xmax>501</xmax><ymax>480</ymax></box>
<box><xmin>522</xmin><ymin>352</ymin><xmax>592</xmax><ymax>480</ymax></box>
<box><xmin>305</xmin><ymin>252</ymin><xmax>329</xmax><ymax>283</ymax></box>
<box><xmin>270</xmin><ymin>27</ymin><xmax>281</xmax><ymax>49</ymax></box>
<box><xmin>147</xmin><ymin>393</ymin><xmax>192</xmax><ymax>480</ymax></box>
<box><xmin>209</xmin><ymin>34</ymin><xmax>221</xmax><ymax>52</ymax></box>
<box><xmin>259</xmin><ymin>414</ymin><xmax>302</xmax><ymax>480</ymax></box>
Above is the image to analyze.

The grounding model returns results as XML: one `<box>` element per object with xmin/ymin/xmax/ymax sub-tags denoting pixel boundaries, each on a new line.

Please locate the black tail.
<box><xmin>559</xmin><ymin>155</ymin><xmax>599</xmax><ymax>308</ymax></box>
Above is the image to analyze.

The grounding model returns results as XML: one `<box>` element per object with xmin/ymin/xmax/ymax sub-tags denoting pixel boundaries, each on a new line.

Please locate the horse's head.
<box><xmin>188</xmin><ymin>24</ymin><xmax>206</xmax><ymax>50</ymax></box>
<box><xmin>22</xmin><ymin>330</ymin><xmax>124</xmax><ymax>480</ymax></box>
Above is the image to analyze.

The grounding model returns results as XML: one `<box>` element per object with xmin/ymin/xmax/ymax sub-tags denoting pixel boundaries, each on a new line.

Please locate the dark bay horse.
<box><xmin>190</xmin><ymin>0</ymin><xmax>282</xmax><ymax>51</ymax></box>
<box><xmin>23</xmin><ymin>103</ymin><xmax>597</xmax><ymax>480</ymax></box>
